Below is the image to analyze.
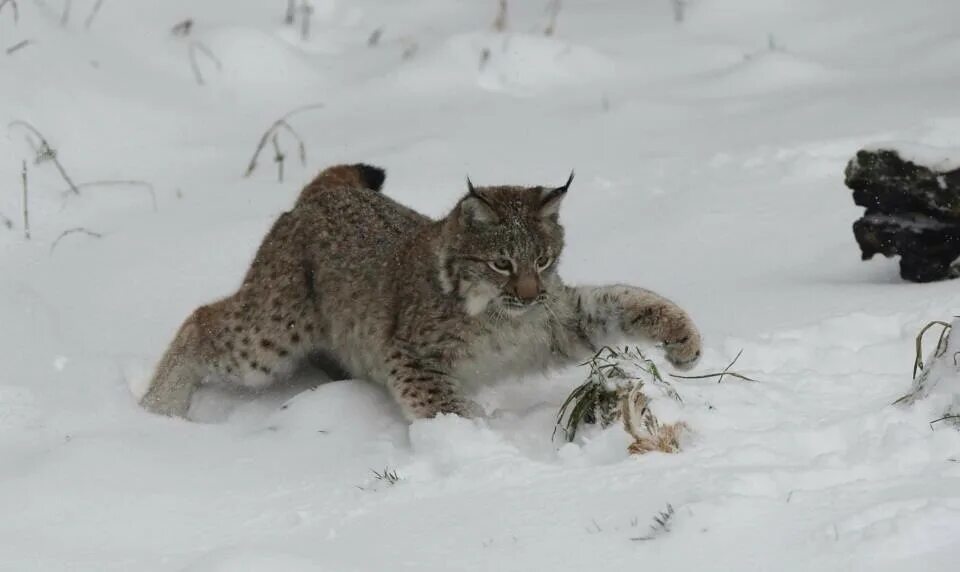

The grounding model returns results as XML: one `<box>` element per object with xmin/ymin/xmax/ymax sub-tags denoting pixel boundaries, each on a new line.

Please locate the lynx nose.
<box><xmin>512</xmin><ymin>274</ymin><xmax>541</xmax><ymax>302</ymax></box>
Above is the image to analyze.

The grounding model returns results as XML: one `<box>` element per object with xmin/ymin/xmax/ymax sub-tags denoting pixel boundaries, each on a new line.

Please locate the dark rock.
<box><xmin>845</xmin><ymin>149</ymin><xmax>960</xmax><ymax>282</ymax></box>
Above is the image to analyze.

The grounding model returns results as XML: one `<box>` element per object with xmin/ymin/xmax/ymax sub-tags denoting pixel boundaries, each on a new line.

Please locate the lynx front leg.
<box><xmin>384</xmin><ymin>354</ymin><xmax>480</xmax><ymax>420</ymax></box>
<box><xmin>571</xmin><ymin>285</ymin><xmax>702</xmax><ymax>369</ymax></box>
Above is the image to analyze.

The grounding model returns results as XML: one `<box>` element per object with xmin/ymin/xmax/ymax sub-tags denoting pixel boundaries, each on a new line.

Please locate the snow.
<box><xmin>3</xmin><ymin>0</ymin><xmax>960</xmax><ymax>570</ymax></box>
<box><xmin>861</xmin><ymin>141</ymin><xmax>960</xmax><ymax>173</ymax></box>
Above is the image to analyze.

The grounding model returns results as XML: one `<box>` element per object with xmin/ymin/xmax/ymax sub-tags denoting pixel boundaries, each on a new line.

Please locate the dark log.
<box><xmin>845</xmin><ymin>149</ymin><xmax>960</xmax><ymax>282</ymax></box>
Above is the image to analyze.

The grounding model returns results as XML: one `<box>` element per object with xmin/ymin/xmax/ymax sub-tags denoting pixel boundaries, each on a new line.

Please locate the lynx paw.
<box><xmin>664</xmin><ymin>326</ymin><xmax>702</xmax><ymax>370</ymax></box>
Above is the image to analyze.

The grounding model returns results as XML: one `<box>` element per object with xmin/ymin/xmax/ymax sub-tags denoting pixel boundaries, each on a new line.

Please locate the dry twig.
<box><xmin>188</xmin><ymin>41</ymin><xmax>222</xmax><ymax>85</ymax></box>
<box><xmin>929</xmin><ymin>414</ymin><xmax>960</xmax><ymax>429</ymax></box>
<box><xmin>670</xmin><ymin>349</ymin><xmax>759</xmax><ymax>383</ymax></box>
<box><xmin>544</xmin><ymin>0</ymin><xmax>561</xmax><ymax>36</ymax></box>
<box><xmin>59</xmin><ymin>0</ymin><xmax>70</xmax><ymax>27</ymax></box>
<box><xmin>6</xmin><ymin>38</ymin><xmax>31</xmax><ymax>55</ymax></box>
<box><xmin>50</xmin><ymin>227</ymin><xmax>102</xmax><ymax>253</ymax></box>
<box><xmin>243</xmin><ymin>103</ymin><xmax>323</xmax><ymax>178</ymax></box>
<box><xmin>8</xmin><ymin>120</ymin><xmax>80</xmax><ymax>195</ymax></box>
<box><xmin>493</xmin><ymin>0</ymin><xmax>508</xmax><ymax>32</ymax></box>
<box><xmin>84</xmin><ymin>0</ymin><xmax>105</xmax><ymax>29</ymax></box>
<box><xmin>170</xmin><ymin>19</ymin><xmax>193</xmax><ymax>37</ymax></box>
<box><xmin>0</xmin><ymin>0</ymin><xmax>19</xmax><ymax>23</ymax></box>
<box><xmin>271</xmin><ymin>133</ymin><xmax>285</xmax><ymax>182</ymax></box>
<box><xmin>21</xmin><ymin>160</ymin><xmax>29</xmax><ymax>239</ymax></box>
<box><xmin>298</xmin><ymin>0</ymin><xmax>313</xmax><ymax>42</ymax></box>
<box><xmin>400</xmin><ymin>39</ymin><xmax>418</xmax><ymax>60</ymax></box>
<box><xmin>64</xmin><ymin>180</ymin><xmax>158</xmax><ymax>211</ymax></box>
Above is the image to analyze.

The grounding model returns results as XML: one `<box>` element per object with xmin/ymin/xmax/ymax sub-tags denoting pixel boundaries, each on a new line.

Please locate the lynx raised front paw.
<box><xmin>664</xmin><ymin>326</ymin><xmax>701</xmax><ymax>370</ymax></box>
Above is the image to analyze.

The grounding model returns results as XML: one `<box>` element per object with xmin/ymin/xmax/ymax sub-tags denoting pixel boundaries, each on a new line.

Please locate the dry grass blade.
<box><xmin>0</xmin><ymin>0</ymin><xmax>18</xmax><ymax>23</ymax></box>
<box><xmin>6</xmin><ymin>38</ymin><xmax>31</xmax><ymax>55</ymax></box>
<box><xmin>84</xmin><ymin>0</ymin><xmax>104</xmax><ymax>29</ymax></box>
<box><xmin>66</xmin><ymin>180</ymin><xmax>158</xmax><ymax>211</ymax></box>
<box><xmin>544</xmin><ymin>0</ymin><xmax>561</xmax><ymax>36</ymax></box>
<box><xmin>929</xmin><ymin>414</ymin><xmax>960</xmax><ymax>429</ymax></box>
<box><xmin>170</xmin><ymin>18</ymin><xmax>193</xmax><ymax>37</ymax></box>
<box><xmin>188</xmin><ymin>41</ymin><xmax>222</xmax><ymax>86</ymax></box>
<box><xmin>50</xmin><ymin>227</ymin><xmax>102</xmax><ymax>253</ymax></box>
<box><xmin>21</xmin><ymin>160</ymin><xmax>29</xmax><ymax>239</ymax></box>
<box><xmin>493</xmin><ymin>0</ymin><xmax>508</xmax><ymax>32</ymax></box>
<box><xmin>670</xmin><ymin>349</ymin><xmax>758</xmax><ymax>383</ymax></box>
<box><xmin>913</xmin><ymin>320</ymin><xmax>953</xmax><ymax>379</ymax></box>
<box><xmin>243</xmin><ymin>103</ymin><xmax>323</xmax><ymax>178</ymax></box>
<box><xmin>8</xmin><ymin>120</ymin><xmax>80</xmax><ymax>195</ymax></box>
<box><xmin>632</xmin><ymin>504</ymin><xmax>675</xmax><ymax>541</ymax></box>
<box><xmin>371</xmin><ymin>467</ymin><xmax>401</xmax><ymax>485</ymax></box>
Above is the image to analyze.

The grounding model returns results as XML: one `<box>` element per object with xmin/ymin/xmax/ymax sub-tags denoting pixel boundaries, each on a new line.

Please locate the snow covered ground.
<box><xmin>2</xmin><ymin>0</ymin><xmax>960</xmax><ymax>570</ymax></box>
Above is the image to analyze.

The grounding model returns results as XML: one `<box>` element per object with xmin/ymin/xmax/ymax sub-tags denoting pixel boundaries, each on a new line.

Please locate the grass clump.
<box><xmin>553</xmin><ymin>346</ymin><xmax>685</xmax><ymax>454</ymax></box>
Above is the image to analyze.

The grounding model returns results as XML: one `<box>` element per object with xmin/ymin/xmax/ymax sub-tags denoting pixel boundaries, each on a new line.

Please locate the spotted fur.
<box><xmin>141</xmin><ymin>164</ymin><xmax>701</xmax><ymax>419</ymax></box>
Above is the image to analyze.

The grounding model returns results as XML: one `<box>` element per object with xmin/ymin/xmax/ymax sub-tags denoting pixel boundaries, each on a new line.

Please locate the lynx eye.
<box><xmin>536</xmin><ymin>255</ymin><xmax>553</xmax><ymax>271</ymax></box>
<box><xmin>488</xmin><ymin>258</ymin><xmax>514</xmax><ymax>274</ymax></box>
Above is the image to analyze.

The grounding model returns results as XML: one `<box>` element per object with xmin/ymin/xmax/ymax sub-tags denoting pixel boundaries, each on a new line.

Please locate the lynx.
<box><xmin>141</xmin><ymin>164</ymin><xmax>702</xmax><ymax>420</ymax></box>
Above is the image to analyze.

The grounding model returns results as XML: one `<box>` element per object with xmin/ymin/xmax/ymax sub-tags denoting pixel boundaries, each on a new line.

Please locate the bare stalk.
<box><xmin>298</xmin><ymin>0</ymin><xmax>313</xmax><ymax>42</ymax></box>
<box><xmin>284</xmin><ymin>0</ymin><xmax>295</xmax><ymax>25</ymax></box>
<box><xmin>400</xmin><ymin>39</ymin><xmax>418</xmax><ymax>61</ymax></box>
<box><xmin>479</xmin><ymin>47</ymin><xmax>491</xmax><ymax>70</ymax></box>
<box><xmin>170</xmin><ymin>19</ymin><xmax>193</xmax><ymax>37</ymax></box>
<box><xmin>544</xmin><ymin>0</ymin><xmax>561</xmax><ymax>36</ymax></box>
<box><xmin>50</xmin><ymin>227</ymin><xmax>102</xmax><ymax>253</ymax></box>
<box><xmin>60</xmin><ymin>0</ymin><xmax>70</xmax><ymax>26</ymax></box>
<box><xmin>6</xmin><ymin>39</ymin><xmax>30</xmax><ymax>55</ymax></box>
<box><xmin>8</xmin><ymin>120</ymin><xmax>81</xmax><ymax>195</ymax></box>
<box><xmin>84</xmin><ymin>0</ymin><xmax>105</xmax><ymax>29</ymax></box>
<box><xmin>243</xmin><ymin>103</ymin><xmax>324</xmax><ymax>178</ymax></box>
<box><xmin>188</xmin><ymin>41</ymin><xmax>222</xmax><ymax>85</ymax></box>
<box><xmin>671</xmin><ymin>0</ymin><xmax>686</xmax><ymax>23</ymax></box>
<box><xmin>271</xmin><ymin>133</ymin><xmax>285</xmax><ymax>182</ymax></box>
<box><xmin>493</xmin><ymin>0</ymin><xmax>507</xmax><ymax>32</ymax></box>
<box><xmin>0</xmin><ymin>0</ymin><xmax>19</xmax><ymax>23</ymax></box>
<box><xmin>65</xmin><ymin>180</ymin><xmax>157</xmax><ymax>211</ymax></box>
<box><xmin>21</xmin><ymin>160</ymin><xmax>29</xmax><ymax>239</ymax></box>
<box><xmin>670</xmin><ymin>349</ymin><xmax>758</xmax><ymax>383</ymax></box>
<box><xmin>913</xmin><ymin>320</ymin><xmax>953</xmax><ymax>379</ymax></box>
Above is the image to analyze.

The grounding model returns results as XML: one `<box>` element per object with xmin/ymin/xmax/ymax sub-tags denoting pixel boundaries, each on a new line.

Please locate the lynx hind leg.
<box><xmin>140</xmin><ymin>308</ymin><xmax>213</xmax><ymax>418</ymax></box>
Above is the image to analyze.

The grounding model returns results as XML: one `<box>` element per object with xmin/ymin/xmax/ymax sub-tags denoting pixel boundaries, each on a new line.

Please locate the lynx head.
<box><xmin>437</xmin><ymin>172</ymin><xmax>573</xmax><ymax>317</ymax></box>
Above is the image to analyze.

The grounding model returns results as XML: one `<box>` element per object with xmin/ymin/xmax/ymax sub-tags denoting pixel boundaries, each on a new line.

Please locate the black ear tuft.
<box><xmin>354</xmin><ymin>163</ymin><xmax>386</xmax><ymax>192</ymax></box>
<box><xmin>539</xmin><ymin>170</ymin><xmax>574</xmax><ymax>216</ymax></box>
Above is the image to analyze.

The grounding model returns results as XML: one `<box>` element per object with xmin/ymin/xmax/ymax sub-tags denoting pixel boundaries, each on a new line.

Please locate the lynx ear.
<box><xmin>539</xmin><ymin>170</ymin><xmax>573</xmax><ymax>218</ymax></box>
<box><xmin>461</xmin><ymin>177</ymin><xmax>499</xmax><ymax>224</ymax></box>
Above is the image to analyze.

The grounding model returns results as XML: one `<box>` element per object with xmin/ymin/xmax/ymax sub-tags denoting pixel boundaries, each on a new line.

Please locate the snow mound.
<box><xmin>862</xmin><ymin>142</ymin><xmax>960</xmax><ymax>172</ymax></box>
<box><xmin>696</xmin><ymin>51</ymin><xmax>837</xmax><ymax>96</ymax></box>
<box><xmin>181</xmin><ymin>549</ymin><xmax>321</xmax><ymax>572</ymax></box>
<box><xmin>200</xmin><ymin>28</ymin><xmax>326</xmax><ymax>91</ymax></box>
<box><xmin>395</xmin><ymin>33</ymin><xmax>616</xmax><ymax>96</ymax></box>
